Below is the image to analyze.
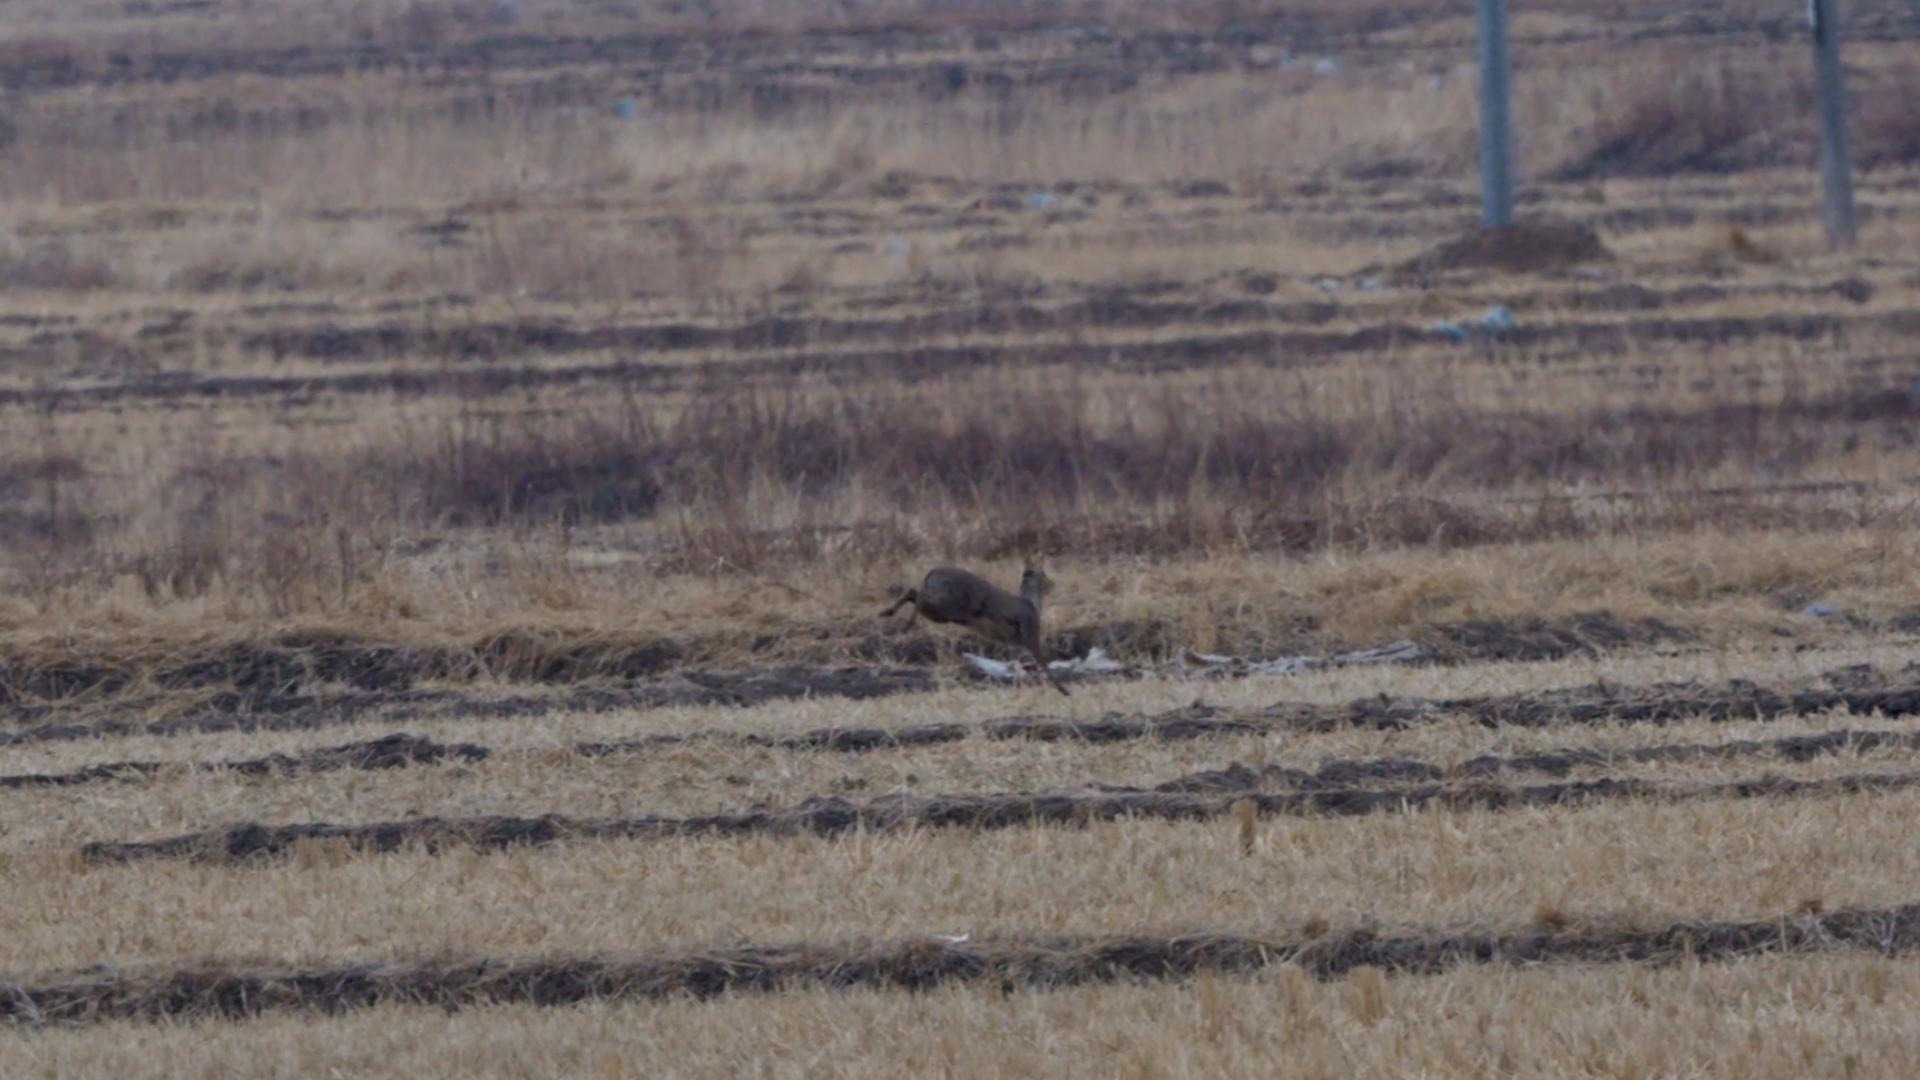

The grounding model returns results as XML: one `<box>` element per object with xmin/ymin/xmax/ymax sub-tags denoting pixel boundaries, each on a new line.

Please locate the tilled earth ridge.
<box><xmin>12</xmin><ymin>719</ymin><xmax>1920</xmax><ymax>795</ymax></box>
<box><xmin>0</xmin><ymin>610</ymin><xmax>1696</xmax><ymax>721</ymax></box>
<box><xmin>0</xmin><ymin>734</ymin><xmax>487</xmax><ymax>791</ymax></box>
<box><xmin>8</xmin><ymin>655</ymin><xmax>1908</xmax><ymax>755</ymax></box>
<box><xmin>78</xmin><ymin>765</ymin><xmax>1920</xmax><ymax>865</ymax></box>
<box><xmin>9</xmin><ymin>899</ymin><xmax>1920</xmax><ymax>1026</ymax></box>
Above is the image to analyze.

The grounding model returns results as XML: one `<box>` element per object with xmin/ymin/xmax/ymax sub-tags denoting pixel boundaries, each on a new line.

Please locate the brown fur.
<box><xmin>882</xmin><ymin>564</ymin><xmax>1068</xmax><ymax>695</ymax></box>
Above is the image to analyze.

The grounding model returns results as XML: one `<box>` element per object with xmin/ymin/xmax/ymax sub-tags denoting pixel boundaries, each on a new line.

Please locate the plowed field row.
<box><xmin>16</xmin><ymin>717</ymin><xmax>1920</xmax><ymax>795</ymax></box>
<box><xmin>12</xmin><ymin>898</ymin><xmax>1920</xmax><ymax>1027</ymax></box>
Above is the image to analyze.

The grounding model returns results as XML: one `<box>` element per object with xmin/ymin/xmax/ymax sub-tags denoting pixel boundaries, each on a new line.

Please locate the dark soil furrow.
<box><xmin>9</xmin><ymin>650</ymin><xmax>1915</xmax><ymax>764</ymax></box>
<box><xmin>231</xmin><ymin>297</ymin><xmax>1352</xmax><ymax>363</ymax></box>
<box><xmin>14</xmin><ymin>308</ymin><xmax>1920</xmax><ymax>410</ymax></box>
<box><xmin>0</xmin><ymin>690</ymin><xmax>458</xmax><ymax>748</ymax></box>
<box><xmin>73</xmin><ymin>272</ymin><xmax>1897</xmax><ymax>368</ymax></box>
<box><xmin>4</xmin><ymin>610</ymin><xmax>1680</xmax><ymax>743</ymax></box>
<box><xmin>1456</xmin><ymin>726</ymin><xmax>1920</xmax><ymax>778</ymax></box>
<box><xmin>1148</xmin><ymin>726</ymin><xmax>1920</xmax><ymax>793</ymax></box>
<box><xmin>78</xmin><ymin>768</ymin><xmax>1920</xmax><ymax>865</ymax></box>
<box><xmin>2</xmin><ymin>16</ymin><xmax>1407</xmax><ymax>97</ymax></box>
<box><xmin>570</xmin><ymin>714</ymin><xmax>1274</xmax><ymax>759</ymax></box>
<box><xmin>575</xmin><ymin>723</ymin><xmax>971</xmax><ymax>757</ymax></box>
<box><xmin>0</xmin><ymin>328</ymin><xmax>1331</xmax><ymax>408</ymax></box>
<box><xmin>0</xmin><ymin>734</ymin><xmax>485</xmax><ymax>791</ymax></box>
<box><xmin>17</xmin><ymin>5</ymin><xmax>1861</xmax><ymax>100</ymax></box>
<box><xmin>0</xmin><ymin>668</ymin><xmax>942</xmax><ymax>748</ymax></box>
<box><xmin>219</xmin><ymin>273</ymin><xmax>1903</xmax><ymax>366</ymax></box>
<box><xmin>25</xmin><ymin>709</ymin><xmax>1912</xmax><ymax>801</ymax></box>
<box><xmin>10</xmin><ymin>899</ymin><xmax>1920</xmax><ymax>1026</ymax></box>
<box><xmin>997</xmin><ymin>670</ymin><xmax>1920</xmax><ymax>746</ymax></box>
<box><xmin>2</xmin><ymin>610</ymin><xmax>1664</xmax><ymax>711</ymax></box>
<box><xmin>20</xmin><ymin>717</ymin><xmax>1915</xmax><ymax>798</ymax></box>
<box><xmin>1434</xmin><ymin>681</ymin><xmax>1920</xmax><ymax>731</ymax></box>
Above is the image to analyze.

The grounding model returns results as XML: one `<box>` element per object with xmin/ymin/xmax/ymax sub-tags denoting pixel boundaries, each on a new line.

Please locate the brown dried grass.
<box><xmin>8</xmin><ymin>785</ymin><xmax>1920</xmax><ymax>973</ymax></box>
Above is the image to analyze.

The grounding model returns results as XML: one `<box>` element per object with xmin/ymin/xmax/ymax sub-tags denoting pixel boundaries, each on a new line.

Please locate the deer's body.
<box><xmin>882</xmin><ymin>565</ymin><xmax>1067</xmax><ymax>695</ymax></box>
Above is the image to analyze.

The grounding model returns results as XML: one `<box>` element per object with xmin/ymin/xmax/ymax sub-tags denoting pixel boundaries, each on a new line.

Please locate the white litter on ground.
<box><xmin>963</xmin><ymin>641</ymin><xmax>1422</xmax><ymax>682</ymax></box>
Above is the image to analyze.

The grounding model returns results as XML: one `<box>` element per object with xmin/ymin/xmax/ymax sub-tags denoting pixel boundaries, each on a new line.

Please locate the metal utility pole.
<box><xmin>1809</xmin><ymin>0</ymin><xmax>1857</xmax><ymax>247</ymax></box>
<box><xmin>1476</xmin><ymin>0</ymin><xmax>1515</xmax><ymax>228</ymax></box>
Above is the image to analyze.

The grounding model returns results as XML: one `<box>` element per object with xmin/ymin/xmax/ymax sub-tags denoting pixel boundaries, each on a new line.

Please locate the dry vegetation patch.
<box><xmin>8</xmin><ymin>0</ymin><xmax>1920</xmax><ymax>1068</ymax></box>
<box><xmin>8</xmin><ymin>955</ymin><xmax>1918</xmax><ymax>1078</ymax></box>
<box><xmin>1389</xmin><ymin>221</ymin><xmax>1613</xmax><ymax>278</ymax></box>
<box><xmin>12</xmin><ymin>787</ymin><xmax>1920</xmax><ymax>973</ymax></box>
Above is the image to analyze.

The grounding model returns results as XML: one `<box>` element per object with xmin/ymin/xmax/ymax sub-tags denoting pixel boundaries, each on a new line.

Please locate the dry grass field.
<box><xmin>8</xmin><ymin>0</ymin><xmax>1920</xmax><ymax>1075</ymax></box>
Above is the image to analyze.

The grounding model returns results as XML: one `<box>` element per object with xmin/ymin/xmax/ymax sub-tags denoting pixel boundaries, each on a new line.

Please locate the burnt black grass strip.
<box><xmin>572</xmin><ymin>680</ymin><xmax>1920</xmax><ymax>764</ymax></box>
<box><xmin>12</xmin><ymin>661</ymin><xmax>1920</xmax><ymax>765</ymax></box>
<box><xmin>0</xmin><ymin>735</ymin><xmax>486</xmax><ymax>791</ymax></box>
<box><xmin>10</xmin><ymin>899</ymin><xmax>1920</xmax><ymax>1026</ymax></box>
<box><xmin>1149</xmin><ymin>726</ymin><xmax>1920</xmax><ymax>793</ymax></box>
<box><xmin>1433</xmin><ymin>683</ymin><xmax>1920</xmax><ymax>731</ymax></box>
<box><xmin>571</xmin><ymin>713</ymin><xmax>1270</xmax><ymax>757</ymax></box>
<box><xmin>19</xmin><ymin>713</ymin><xmax>1914</xmax><ymax>802</ymax></box>
<box><xmin>1458</xmin><ymin>726</ymin><xmax>1920</xmax><ymax>777</ymax></box>
<box><xmin>575</xmin><ymin>723</ymin><xmax>970</xmax><ymax>757</ymax></box>
<box><xmin>0</xmin><ymin>690</ymin><xmax>456</xmax><ymax>749</ymax></box>
<box><xmin>0</xmin><ymin>668</ymin><xmax>939</xmax><ymax>749</ymax></box>
<box><xmin>78</xmin><ymin>768</ymin><xmax>1920</xmax><ymax>866</ymax></box>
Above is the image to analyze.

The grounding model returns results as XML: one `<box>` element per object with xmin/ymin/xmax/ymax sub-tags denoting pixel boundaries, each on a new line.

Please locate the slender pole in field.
<box><xmin>1809</xmin><ymin>0</ymin><xmax>1858</xmax><ymax>247</ymax></box>
<box><xmin>1475</xmin><ymin>0</ymin><xmax>1515</xmax><ymax>228</ymax></box>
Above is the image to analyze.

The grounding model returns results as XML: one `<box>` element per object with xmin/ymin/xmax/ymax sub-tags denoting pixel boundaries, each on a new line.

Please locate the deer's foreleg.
<box><xmin>1025</xmin><ymin>624</ymin><xmax>1070</xmax><ymax>696</ymax></box>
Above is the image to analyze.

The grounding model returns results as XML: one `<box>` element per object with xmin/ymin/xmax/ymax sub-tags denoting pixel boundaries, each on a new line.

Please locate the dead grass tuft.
<box><xmin>1392</xmin><ymin>221</ymin><xmax>1612</xmax><ymax>277</ymax></box>
<box><xmin>1857</xmin><ymin>59</ymin><xmax>1920</xmax><ymax>169</ymax></box>
<box><xmin>1552</xmin><ymin>59</ymin><xmax>1800</xmax><ymax>181</ymax></box>
<box><xmin>0</xmin><ymin>236</ymin><xmax>120</xmax><ymax>291</ymax></box>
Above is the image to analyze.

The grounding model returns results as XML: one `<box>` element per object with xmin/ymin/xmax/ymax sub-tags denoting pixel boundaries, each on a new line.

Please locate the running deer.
<box><xmin>881</xmin><ymin>564</ymin><xmax>1068</xmax><ymax>695</ymax></box>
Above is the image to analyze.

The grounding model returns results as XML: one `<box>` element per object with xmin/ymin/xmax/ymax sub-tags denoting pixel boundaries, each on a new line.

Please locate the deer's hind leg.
<box><xmin>882</xmin><ymin>591</ymin><xmax>920</xmax><ymax>632</ymax></box>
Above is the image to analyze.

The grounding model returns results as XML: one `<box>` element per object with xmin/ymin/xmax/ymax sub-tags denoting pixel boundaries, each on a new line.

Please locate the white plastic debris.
<box><xmin>1478</xmin><ymin>305</ymin><xmax>1517</xmax><ymax>333</ymax></box>
<box><xmin>968</xmin><ymin>640</ymin><xmax>1420</xmax><ymax>682</ymax></box>
<box><xmin>1430</xmin><ymin>306</ymin><xmax>1516</xmax><ymax>343</ymax></box>
<box><xmin>1180</xmin><ymin>649</ymin><xmax>1239</xmax><ymax>667</ymax></box>
<box><xmin>963</xmin><ymin>654</ymin><xmax>1017</xmax><ymax>680</ymax></box>
<box><xmin>1183</xmin><ymin>640</ymin><xmax>1421</xmax><ymax>677</ymax></box>
<box><xmin>1025</xmin><ymin>191</ymin><xmax>1059</xmax><ymax>211</ymax></box>
<box><xmin>883</xmin><ymin>235</ymin><xmax>910</xmax><ymax>258</ymax></box>
<box><xmin>1051</xmin><ymin>647</ymin><xmax>1124</xmax><ymax>674</ymax></box>
<box><xmin>1248</xmin><ymin>655</ymin><xmax>1315</xmax><ymax>675</ymax></box>
<box><xmin>1258</xmin><ymin>640</ymin><xmax>1421</xmax><ymax>674</ymax></box>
